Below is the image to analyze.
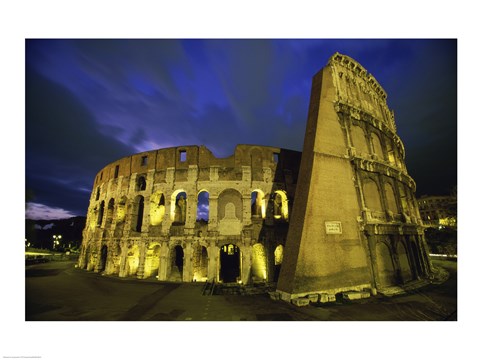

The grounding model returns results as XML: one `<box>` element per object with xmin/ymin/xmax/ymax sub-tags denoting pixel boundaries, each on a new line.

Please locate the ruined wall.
<box><xmin>277</xmin><ymin>53</ymin><xmax>431</xmax><ymax>300</ymax></box>
<box><xmin>79</xmin><ymin>144</ymin><xmax>300</xmax><ymax>284</ymax></box>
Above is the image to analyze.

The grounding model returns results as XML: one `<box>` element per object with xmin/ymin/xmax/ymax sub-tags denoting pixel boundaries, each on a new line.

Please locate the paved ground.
<box><xmin>25</xmin><ymin>259</ymin><xmax>457</xmax><ymax>321</ymax></box>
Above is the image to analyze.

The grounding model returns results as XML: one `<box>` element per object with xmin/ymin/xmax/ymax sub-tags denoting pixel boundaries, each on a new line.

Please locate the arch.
<box><xmin>97</xmin><ymin>200</ymin><xmax>105</xmax><ymax>227</ymax></box>
<box><xmin>168</xmin><ymin>245</ymin><xmax>184</xmax><ymax>281</ymax></box>
<box><xmin>218</xmin><ymin>188</ymin><xmax>243</xmax><ymax>221</ymax></box>
<box><xmin>197</xmin><ymin>190</ymin><xmax>209</xmax><ymax>222</ymax></box>
<box><xmin>375</xmin><ymin>242</ymin><xmax>396</xmax><ymax>287</ymax></box>
<box><xmin>219</xmin><ymin>244</ymin><xmax>240</xmax><ymax>283</ymax></box>
<box><xmin>144</xmin><ymin>244</ymin><xmax>161</xmax><ymax>278</ymax></box>
<box><xmin>131</xmin><ymin>195</ymin><xmax>144</xmax><ymax>232</ymax></box>
<box><xmin>136</xmin><ymin>175</ymin><xmax>146</xmax><ymax>191</ymax></box>
<box><xmin>274</xmin><ymin>244</ymin><xmax>284</xmax><ymax>282</ymax></box>
<box><xmin>251</xmin><ymin>189</ymin><xmax>265</xmax><ymax>219</ymax></box>
<box><xmin>116</xmin><ymin>196</ymin><xmax>127</xmax><ymax>223</ymax></box>
<box><xmin>125</xmin><ymin>245</ymin><xmax>140</xmax><ymax>277</ymax></box>
<box><xmin>95</xmin><ymin>187</ymin><xmax>100</xmax><ymax>201</ymax></box>
<box><xmin>371</xmin><ymin>132</ymin><xmax>385</xmax><ymax>160</ymax></box>
<box><xmin>363</xmin><ymin>179</ymin><xmax>383</xmax><ymax>212</ymax></box>
<box><xmin>384</xmin><ymin>182</ymin><xmax>398</xmax><ymax>214</ymax></box>
<box><xmin>99</xmin><ymin>245</ymin><xmax>108</xmax><ymax>272</ymax></box>
<box><xmin>252</xmin><ymin>243</ymin><xmax>267</xmax><ymax>281</ymax></box>
<box><xmin>272</xmin><ymin>190</ymin><xmax>289</xmax><ymax>220</ymax></box>
<box><xmin>171</xmin><ymin>190</ymin><xmax>187</xmax><ymax>224</ymax></box>
<box><xmin>192</xmin><ymin>244</ymin><xmax>208</xmax><ymax>281</ymax></box>
<box><xmin>106</xmin><ymin>198</ymin><xmax>115</xmax><ymax>225</ymax></box>
<box><xmin>397</xmin><ymin>241</ymin><xmax>413</xmax><ymax>282</ymax></box>
<box><xmin>350</xmin><ymin>125</ymin><xmax>369</xmax><ymax>157</ymax></box>
<box><xmin>150</xmin><ymin>192</ymin><xmax>166</xmax><ymax>226</ymax></box>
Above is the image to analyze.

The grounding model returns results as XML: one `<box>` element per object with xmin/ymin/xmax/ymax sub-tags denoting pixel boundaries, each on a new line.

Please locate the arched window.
<box><xmin>384</xmin><ymin>183</ymin><xmax>398</xmax><ymax>213</ymax></box>
<box><xmin>136</xmin><ymin>176</ymin><xmax>146</xmax><ymax>191</ymax></box>
<box><xmin>171</xmin><ymin>191</ymin><xmax>187</xmax><ymax>224</ymax></box>
<box><xmin>363</xmin><ymin>179</ymin><xmax>383</xmax><ymax>212</ymax></box>
<box><xmin>351</xmin><ymin>125</ymin><xmax>369</xmax><ymax>157</ymax></box>
<box><xmin>371</xmin><ymin>132</ymin><xmax>384</xmax><ymax>160</ymax></box>
<box><xmin>106</xmin><ymin>198</ymin><xmax>115</xmax><ymax>224</ymax></box>
<box><xmin>150</xmin><ymin>192</ymin><xmax>165</xmax><ymax>226</ymax></box>
<box><xmin>132</xmin><ymin>195</ymin><xmax>144</xmax><ymax>232</ymax></box>
<box><xmin>97</xmin><ymin>200</ymin><xmax>105</xmax><ymax>227</ymax></box>
<box><xmin>272</xmin><ymin>190</ymin><xmax>289</xmax><ymax>220</ymax></box>
<box><xmin>197</xmin><ymin>190</ymin><xmax>209</xmax><ymax>222</ymax></box>
<box><xmin>251</xmin><ymin>190</ymin><xmax>265</xmax><ymax>219</ymax></box>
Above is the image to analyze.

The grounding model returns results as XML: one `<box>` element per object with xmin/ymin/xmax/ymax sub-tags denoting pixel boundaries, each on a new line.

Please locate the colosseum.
<box><xmin>79</xmin><ymin>52</ymin><xmax>432</xmax><ymax>301</ymax></box>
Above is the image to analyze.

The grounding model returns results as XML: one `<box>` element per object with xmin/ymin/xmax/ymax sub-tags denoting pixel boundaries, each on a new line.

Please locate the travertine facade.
<box><xmin>79</xmin><ymin>145</ymin><xmax>301</xmax><ymax>284</ymax></box>
<box><xmin>276</xmin><ymin>53</ymin><xmax>432</xmax><ymax>300</ymax></box>
<box><xmin>79</xmin><ymin>53</ymin><xmax>431</xmax><ymax>299</ymax></box>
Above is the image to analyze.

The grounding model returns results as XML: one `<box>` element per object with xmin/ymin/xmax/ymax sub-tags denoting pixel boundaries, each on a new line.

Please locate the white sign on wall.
<box><xmin>325</xmin><ymin>221</ymin><xmax>342</xmax><ymax>234</ymax></box>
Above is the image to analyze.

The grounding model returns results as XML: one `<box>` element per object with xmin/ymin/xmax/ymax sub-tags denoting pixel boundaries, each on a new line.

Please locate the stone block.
<box><xmin>291</xmin><ymin>298</ymin><xmax>310</xmax><ymax>307</ymax></box>
<box><xmin>342</xmin><ymin>291</ymin><xmax>370</xmax><ymax>301</ymax></box>
<box><xmin>268</xmin><ymin>291</ymin><xmax>280</xmax><ymax>301</ymax></box>
<box><xmin>307</xmin><ymin>294</ymin><xmax>319</xmax><ymax>303</ymax></box>
<box><xmin>319</xmin><ymin>293</ymin><xmax>336</xmax><ymax>303</ymax></box>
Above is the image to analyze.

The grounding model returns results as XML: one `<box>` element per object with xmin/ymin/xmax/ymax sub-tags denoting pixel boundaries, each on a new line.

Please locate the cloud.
<box><xmin>26</xmin><ymin>202</ymin><xmax>77</xmax><ymax>220</ymax></box>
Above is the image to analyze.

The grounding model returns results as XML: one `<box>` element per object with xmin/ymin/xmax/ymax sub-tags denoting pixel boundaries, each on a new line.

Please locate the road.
<box><xmin>25</xmin><ymin>259</ymin><xmax>457</xmax><ymax>321</ymax></box>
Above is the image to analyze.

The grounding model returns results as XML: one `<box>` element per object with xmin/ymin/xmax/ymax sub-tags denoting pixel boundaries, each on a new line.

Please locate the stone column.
<box><xmin>157</xmin><ymin>244</ymin><xmax>169</xmax><ymax>281</ymax></box>
<box><xmin>207</xmin><ymin>244</ymin><xmax>218</xmax><ymax>281</ymax></box>
<box><xmin>183</xmin><ymin>242</ymin><xmax>193</xmax><ymax>282</ymax></box>
<box><xmin>136</xmin><ymin>241</ymin><xmax>146</xmax><ymax>279</ymax></box>
<box><xmin>118</xmin><ymin>242</ymin><xmax>129</xmax><ymax>278</ymax></box>
<box><xmin>241</xmin><ymin>246</ymin><xmax>252</xmax><ymax>285</ymax></box>
<box><xmin>242</xmin><ymin>194</ymin><xmax>252</xmax><ymax>226</ymax></box>
<box><xmin>208</xmin><ymin>196</ymin><xmax>218</xmax><ymax>231</ymax></box>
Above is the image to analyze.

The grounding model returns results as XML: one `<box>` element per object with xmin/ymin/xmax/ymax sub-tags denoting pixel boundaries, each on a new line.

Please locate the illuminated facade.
<box><xmin>79</xmin><ymin>53</ymin><xmax>432</xmax><ymax>301</ymax></box>
<box><xmin>276</xmin><ymin>53</ymin><xmax>432</xmax><ymax>301</ymax></box>
<box><xmin>78</xmin><ymin>145</ymin><xmax>300</xmax><ymax>284</ymax></box>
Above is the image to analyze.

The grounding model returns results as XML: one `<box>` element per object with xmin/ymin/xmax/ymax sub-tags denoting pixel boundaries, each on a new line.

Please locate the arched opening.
<box><xmin>106</xmin><ymin>198</ymin><xmax>115</xmax><ymax>225</ymax></box>
<box><xmin>132</xmin><ymin>196</ymin><xmax>144</xmax><ymax>232</ymax></box>
<box><xmin>136</xmin><ymin>175</ymin><xmax>146</xmax><ymax>191</ymax></box>
<box><xmin>95</xmin><ymin>187</ymin><xmax>100</xmax><ymax>201</ymax></box>
<box><xmin>169</xmin><ymin>245</ymin><xmax>184</xmax><ymax>281</ymax></box>
<box><xmin>397</xmin><ymin>241</ymin><xmax>413</xmax><ymax>282</ymax></box>
<box><xmin>150</xmin><ymin>192</ymin><xmax>165</xmax><ymax>226</ymax></box>
<box><xmin>376</xmin><ymin>242</ymin><xmax>396</xmax><ymax>287</ymax></box>
<box><xmin>274</xmin><ymin>244</ymin><xmax>284</xmax><ymax>282</ymax></box>
<box><xmin>363</xmin><ymin>179</ymin><xmax>383</xmax><ymax>212</ymax></box>
<box><xmin>351</xmin><ymin>125</ymin><xmax>369</xmax><ymax>157</ymax></box>
<box><xmin>192</xmin><ymin>244</ymin><xmax>208</xmax><ymax>281</ymax></box>
<box><xmin>97</xmin><ymin>201</ymin><xmax>105</xmax><ymax>227</ymax></box>
<box><xmin>371</xmin><ymin>132</ymin><xmax>384</xmax><ymax>160</ymax></box>
<box><xmin>251</xmin><ymin>190</ymin><xmax>265</xmax><ymax>219</ymax></box>
<box><xmin>384</xmin><ymin>183</ymin><xmax>398</xmax><ymax>214</ymax></box>
<box><xmin>171</xmin><ymin>191</ymin><xmax>187</xmax><ymax>224</ymax></box>
<box><xmin>273</xmin><ymin>190</ymin><xmax>288</xmax><ymax>221</ymax></box>
<box><xmin>196</xmin><ymin>190</ymin><xmax>209</xmax><ymax>222</ymax></box>
<box><xmin>125</xmin><ymin>245</ymin><xmax>140</xmax><ymax>277</ymax></box>
<box><xmin>144</xmin><ymin>244</ymin><xmax>161</xmax><ymax>278</ymax></box>
<box><xmin>220</xmin><ymin>244</ymin><xmax>240</xmax><ymax>283</ymax></box>
<box><xmin>252</xmin><ymin>243</ymin><xmax>267</xmax><ymax>282</ymax></box>
<box><xmin>99</xmin><ymin>245</ymin><xmax>108</xmax><ymax>272</ymax></box>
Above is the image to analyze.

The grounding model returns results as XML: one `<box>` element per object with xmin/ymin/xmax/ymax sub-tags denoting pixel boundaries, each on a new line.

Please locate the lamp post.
<box><xmin>52</xmin><ymin>234</ymin><xmax>62</xmax><ymax>251</ymax></box>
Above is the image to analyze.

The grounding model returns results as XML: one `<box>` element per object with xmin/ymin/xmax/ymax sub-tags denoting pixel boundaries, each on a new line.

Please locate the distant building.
<box><xmin>417</xmin><ymin>195</ymin><xmax>457</xmax><ymax>229</ymax></box>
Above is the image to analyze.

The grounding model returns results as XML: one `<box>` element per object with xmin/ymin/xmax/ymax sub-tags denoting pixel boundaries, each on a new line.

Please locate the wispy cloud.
<box><xmin>26</xmin><ymin>202</ymin><xmax>78</xmax><ymax>220</ymax></box>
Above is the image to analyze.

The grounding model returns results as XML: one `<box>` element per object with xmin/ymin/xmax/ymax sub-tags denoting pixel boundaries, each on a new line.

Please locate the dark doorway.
<box><xmin>100</xmin><ymin>245</ymin><xmax>108</xmax><ymax>272</ymax></box>
<box><xmin>174</xmin><ymin>245</ymin><xmax>184</xmax><ymax>278</ymax></box>
<box><xmin>136</xmin><ymin>197</ymin><xmax>144</xmax><ymax>232</ymax></box>
<box><xmin>220</xmin><ymin>244</ymin><xmax>240</xmax><ymax>283</ymax></box>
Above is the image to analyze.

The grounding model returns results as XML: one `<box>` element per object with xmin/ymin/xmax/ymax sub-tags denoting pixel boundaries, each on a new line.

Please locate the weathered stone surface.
<box><xmin>291</xmin><ymin>298</ymin><xmax>310</xmax><ymax>307</ymax></box>
<box><xmin>319</xmin><ymin>293</ymin><xmax>336</xmax><ymax>303</ymax></box>
<box><xmin>276</xmin><ymin>53</ymin><xmax>431</xmax><ymax>300</ymax></box>
<box><xmin>342</xmin><ymin>291</ymin><xmax>371</xmax><ymax>301</ymax></box>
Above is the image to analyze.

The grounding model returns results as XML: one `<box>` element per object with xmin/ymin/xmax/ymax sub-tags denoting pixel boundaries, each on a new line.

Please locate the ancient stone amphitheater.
<box><xmin>78</xmin><ymin>144</ymin><xmax>301</xmax><ymax>284</ymax></box>
<box><xmin>79</xmin><ymin>53</ymin><xmax>432</xmax><ymax>300</ymax></box>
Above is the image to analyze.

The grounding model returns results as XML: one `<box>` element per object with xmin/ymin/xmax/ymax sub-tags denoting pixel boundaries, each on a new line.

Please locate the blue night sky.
<box><xmin>25</xmin><ymin>39</ymin><xmax>457</xmax><ymax>220</ymax></box>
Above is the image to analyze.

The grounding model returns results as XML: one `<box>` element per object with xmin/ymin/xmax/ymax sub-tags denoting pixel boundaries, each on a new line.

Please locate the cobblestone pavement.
<box><xmin>25</xmin><ymin>259</ymin><xmax>456</xmax><ymax>321</ymax></box>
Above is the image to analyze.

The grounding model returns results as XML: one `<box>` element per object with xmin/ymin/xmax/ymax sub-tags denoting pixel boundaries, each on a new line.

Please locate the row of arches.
<box><xmin>350</xmin><ymin>123</ymin><xmax>403</xmax><ymax>169</ymax></box>
<box><xmin>374</xmin><ymin>238</ymin><xmax>425</xmax><ymax>288</ymax></box>
<box><xmin>93</xmin><ymin>188</ymin><xmax>290</xmax><ymax>231</ymax></box>
<box><xmin>83</xmin><ymin>242</ymin><xmax>285</xmax><ymax>283</ymax></box>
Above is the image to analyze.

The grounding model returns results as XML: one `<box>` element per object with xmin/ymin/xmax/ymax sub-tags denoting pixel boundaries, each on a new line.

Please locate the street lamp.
<box><xmin>52</xmin><ymin>234</ymin><xmax>62</xmax><ymax>250</ymax></box>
